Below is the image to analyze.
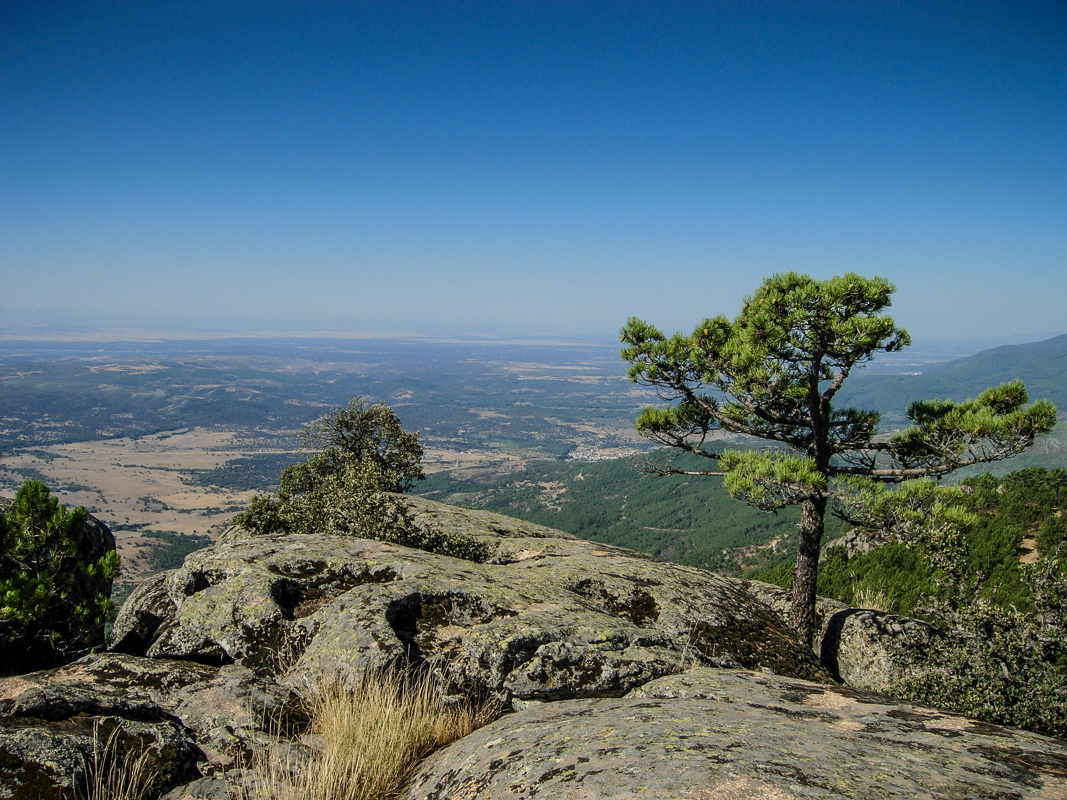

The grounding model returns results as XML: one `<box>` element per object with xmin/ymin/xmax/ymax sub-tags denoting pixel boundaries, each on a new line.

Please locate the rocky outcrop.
<box><xmin>0</xmin><ymin>652</ymin><xmax>306</xmax><ymax>799</ymax></box>
<box><xmin>820</xmin><ymin>527</ymin><xmax>896</xmax><ymax>560</ymax></box>
<box><xmin>401</xmin><ymin>668</ymin><xmax>1067</xmax><ymax>800</ymax></box>
<box><xmin>6</xmin><ymin>496</ymin><xmax>1055</xmax><ymax>800</ymax></box>
<box><xmin>110</xmin><ymin>496</ymin><xmax>829</xmax><ymax>703</ymax></box>
<box><xmin>0</xmin><ymin>654</ymin><xmax>211</xmax><ymax>800</ymax></box>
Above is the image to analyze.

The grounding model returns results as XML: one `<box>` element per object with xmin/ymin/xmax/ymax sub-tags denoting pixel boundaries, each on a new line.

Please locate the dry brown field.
<box><xmin>0</xmin><ymin>427</ymin><xmax>552</xmax><ymax>592</ymax></box>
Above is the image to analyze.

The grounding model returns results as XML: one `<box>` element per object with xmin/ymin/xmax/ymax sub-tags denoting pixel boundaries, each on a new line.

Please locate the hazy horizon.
<box><xmin>3</xmin><ymin>2</ymin><xmax>1065</xmax><ymax>342</ymax></box>
<box><xmin>1</xmin><ymin>318</ymin><xmax>1061</xmax><ymax>363</ymax></box>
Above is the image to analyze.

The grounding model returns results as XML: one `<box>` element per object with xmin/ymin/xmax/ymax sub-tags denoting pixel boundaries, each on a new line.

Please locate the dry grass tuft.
<box><xmin>852</xmin><ymin>585</ymin><xmax>892</xmax><ymax>613</ymax></box>
<box><xmin>81</xmin><ymin>722</ymin><xmax>156</xmax><ymax>800</ymax></box>
<box><xmin>236</xmin><ymin>664</ymin><xmax>499</xmax><ymax>800</ymax></box>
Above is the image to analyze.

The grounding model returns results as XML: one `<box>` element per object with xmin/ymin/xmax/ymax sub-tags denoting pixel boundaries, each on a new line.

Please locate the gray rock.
<box><xmin>109</xmin><ymin>570</ymin><xmax>178</xmax><ymax>655</ymax></box>
<box><xmin>161</xmin><ymin>775</ymin><xmax>235</xmax><ymax>799</ymax></box>
<box><xmin>0</xmin><ymin>653</ymin><xmax>212</xmax><ymax>800</ymax></box>
<box><xmin>173</xmin><ymin>664</ymin><xmax>308</xmax><ymax>771</ymax></box>
<box><xmin>820</xmin><ymin>528</ymin><xmax>895</xmax><ymax>560</ymax></box>
<box><xmin>0</xmin><ymin>717</ymin><xmax>203</xmax><ymax>800</ymax></box>
<box><xmin>742</xmin><ymin>578</ymin><xmax>850</xmax><ymax>646</ymax></box>
<box><xmin>8</xmin><ymin>498</ymin><xmax>1063</xmax><ymax>800</ymax></box>
<box><xmin>401</xmin><ymin>667</ymin><xmax>1067</xmax><ymax>800</ymax></box>
<box><xmin>819</xmin><ymin>606</ymin><xmax>943</xmax><ymax>693</ymax></box>
<box><xmin>112</xmin><ymin>496</ymin><xmax>829</xmax><ymax>704</ymax></box>
<box><xmin>743</xmin><ymin>578</ymin><xmax>942</xmax><ymax>693</ymax></box>
<box><xmin>0</xmin><ymin>651</ymin><xmax>216</xmax><ymax>719</ymax></box>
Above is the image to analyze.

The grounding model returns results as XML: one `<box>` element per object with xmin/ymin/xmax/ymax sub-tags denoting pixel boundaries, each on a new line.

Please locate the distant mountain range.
<box><xmin>841</xmin><ymin>333</ymin><xmax>1067</xmax><ymax>421</ymax></box>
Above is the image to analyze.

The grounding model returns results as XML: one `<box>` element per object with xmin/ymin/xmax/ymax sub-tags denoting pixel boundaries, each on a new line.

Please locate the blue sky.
<box><xmin>2</xmin><ymin>1</ymin><xmax>1065</xmax><ymax>343</ymax></box>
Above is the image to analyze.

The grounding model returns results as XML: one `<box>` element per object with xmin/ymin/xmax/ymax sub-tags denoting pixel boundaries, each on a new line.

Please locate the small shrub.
<box><xmin>230</xmin><ymin>400</ymin><xmax>492</xmax><ymax>563</ymax></box>
<box><xmin>889</xmin><ymin>528</ymin><xmax>1067</xmax><ymax>739</ymax></box>
<box><xmin>890</xmin><ymin>579</ymin><xmax>1067</xmax><ymax>738</ymax></box>
<box><xmin>0</xmin><ymin>480</ymin><xmax>119</xmax><ymax>671</ymax></box>
<box><xmin>379</xmin><ymin>524</ymin><xmax>493</xmax><ymax>564</ymax></box>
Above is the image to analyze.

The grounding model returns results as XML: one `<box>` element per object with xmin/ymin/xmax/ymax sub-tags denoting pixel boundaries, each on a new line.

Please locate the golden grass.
<box><xmin>235</xmin><ymin>665</ymin><xmax>499</xmax><ymax>800</ymax></box>
<box><xmin>852</xmin><ymin>585</ymin><xmax>892</xmax><ymax>613</ymax></box>
<box><xmin>81</xmin><ymin>722</ymin><xmax>156</xmax><ymax>800</ymax></box>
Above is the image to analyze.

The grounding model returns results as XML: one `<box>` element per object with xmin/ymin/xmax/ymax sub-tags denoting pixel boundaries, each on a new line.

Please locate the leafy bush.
<box><xmin>0</xmin><ymin>480</ymin><xmax>119</xmax><ymax>671</ymax></box>
<box><xmin>890</xmin><ymin>555</ymin><xmax>1067</xmax><ymax>739</ymax></box>
<box><xmin>757</xmin><ymin>468</ymin><xmax>1066</xmax><ymax>620</ymax></box>
<box><xmin>300</xmin><ymin>397</ymin><xmax>424</xmax><ymax>493</ymax></box>
<box><xmin>1037</xmin><ymin>515</ymin><xmax>1067</xmax><ymax>557</ymax></box>
<box><xmin>231</xmin><ymin>399</ymin><xmax>491</xmax><ymax>563</ymax></box>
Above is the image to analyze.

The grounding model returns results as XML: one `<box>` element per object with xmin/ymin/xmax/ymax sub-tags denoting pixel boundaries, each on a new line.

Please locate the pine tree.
<box><xmin>0</xmin><ymin>480</ymin><xmax>119</xmax><ymax>671</ymax></box>
<box><xmin>621</xmin><ymin>272</ymin><xmax>1056</xmax><ymax>643</ymax></box>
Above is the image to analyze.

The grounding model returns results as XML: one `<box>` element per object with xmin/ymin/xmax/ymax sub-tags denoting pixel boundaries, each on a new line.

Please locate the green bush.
<box><xmin>0</xmin><ymin>480</ymin><xmax>119</xmax><ymax>672</ymax></box>
<box><xmin>231</xmin><ymin>399</ymin><xmax>492</xmax><ymax>563</ymax></box>
<box><xmin>1037</xmin><ymin>515</ymin><xmax>1067</xmax><ymax>557</ymax></box>
<box><xmin>890</xmin><ymin>557</ymin><xmax>1067</xmax><ymax>739</ymax></box>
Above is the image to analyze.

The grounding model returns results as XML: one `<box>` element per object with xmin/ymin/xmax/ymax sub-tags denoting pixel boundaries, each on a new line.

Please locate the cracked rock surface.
<box><xmin>110</xmin><ymin>496</ymin><xmax>829</xmax><ymax>700</ymax></box>
<box><xmin>0</xmin><ymin>654</ymin><xmax>211</xmax><ymax>800</ymax></box>
<box><xmin>401</xmin><ymin>668</ymin><xmax>1067</xmax><ymax>800</ymax></box>
<box><xmin>7</xmin><ymin>496</ymin><xmax>1062</xmax><ymax>800</ymax></box>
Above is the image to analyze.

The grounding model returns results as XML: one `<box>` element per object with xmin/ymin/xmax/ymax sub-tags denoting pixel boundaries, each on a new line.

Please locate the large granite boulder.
<box><xmin>7</xmin><ymin>497</ymin><xmax>1064</xmax><ymax>800</ymax></box>
<box><xmin>401</xmin><ymin>667</ymin><xmax>1067</xmax><ymax>800</ymax></box>
<box><xmin>111</xmin><ymin>497</ymin><xmax>829</xmax><ymax>703</ymax></box>
<box><xmin>0</xmin><ymin>651</ymin><xmax>307</xmax><ymax>798</ymax></box>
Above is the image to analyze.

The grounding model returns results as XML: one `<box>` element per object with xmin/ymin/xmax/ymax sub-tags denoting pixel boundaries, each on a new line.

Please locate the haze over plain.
<box><xmin>2</xmin><ymin>1</ymin><xmax>1065</xmax><ymax>344</ymax></box>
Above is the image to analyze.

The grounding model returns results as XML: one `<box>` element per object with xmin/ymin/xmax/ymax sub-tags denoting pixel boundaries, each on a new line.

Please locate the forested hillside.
<box><xmin>416</xmin><ymin>454</ymin><xmax>849</xmax><ymax>575</ymax></box>
<box><xmin>753</xmin><ymin>467</ymin><xmax>1067</xmax><ymax>617</ymax></box>
<box><xmin>841</xmin><ymin>333</ymin><xmax>1067</xmax><ymax>422</ymax></box>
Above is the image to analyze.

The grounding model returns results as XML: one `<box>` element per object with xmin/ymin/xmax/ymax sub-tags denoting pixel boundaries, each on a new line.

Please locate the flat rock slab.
<box><xmin>401</xmin><ymin>668</ymin><xmax>1067</xmax><ymax>800</ymax></box>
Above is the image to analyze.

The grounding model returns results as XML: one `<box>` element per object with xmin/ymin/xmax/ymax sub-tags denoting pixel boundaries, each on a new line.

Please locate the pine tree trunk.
<box><xmin>790</xmin><ymin>495</ymin><xmax>827</xmax><ymax>646</ymax></box>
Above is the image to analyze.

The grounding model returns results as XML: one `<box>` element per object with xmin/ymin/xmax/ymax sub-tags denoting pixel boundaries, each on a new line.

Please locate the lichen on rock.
<box><xmin>111</xmin><ymin>496</ymin><xmax>829</xmax><ymax>702</ymax></box>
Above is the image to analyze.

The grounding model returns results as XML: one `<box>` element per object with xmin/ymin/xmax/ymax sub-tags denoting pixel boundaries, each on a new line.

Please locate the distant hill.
<box><xmin>840</xmin><ymin>333</ymin><xmax>1067</xmax><ymax>422</ymax></box>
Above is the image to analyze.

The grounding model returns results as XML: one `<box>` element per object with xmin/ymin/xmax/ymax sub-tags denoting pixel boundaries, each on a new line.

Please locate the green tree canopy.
<box><xmin>300</xmin><ymin>397</ymin><xmax>424</xmax><ymax>493</ymax></box>
<box><xmin>621</xmin><ymin>272</ymin><xmax>1056</xmax><ymax>642</ymax></box>
<box><xmin>231</xmin><ymin>398</ymin><xmax>490</xmax><ymax>563</ymax></box>
<box><xmin>0</xmin><ymin>480</ymin><xmax>119</xmax><ymax>672</ymax></box>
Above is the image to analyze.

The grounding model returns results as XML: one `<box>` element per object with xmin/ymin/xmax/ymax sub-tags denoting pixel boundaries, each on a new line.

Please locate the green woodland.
<box><xmin>753</xmin><ymin>467</ymin><xmax>1067</xmax><ymax>613</ymax></box>
<box><xmin>416</xmin><ymin>453</ymin><xmax>820</xmax><ymax>574</ymax></box>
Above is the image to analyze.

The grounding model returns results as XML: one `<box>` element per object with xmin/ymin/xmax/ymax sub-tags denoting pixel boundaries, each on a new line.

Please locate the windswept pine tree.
<box><xmin>621</xmin><ymin>272</ymin><xmax>1057</xmax><ymax>642</ymax></box>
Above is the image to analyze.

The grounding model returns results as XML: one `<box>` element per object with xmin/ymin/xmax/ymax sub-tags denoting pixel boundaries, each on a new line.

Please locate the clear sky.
<box><xmin>2</xmin><ymin>1</ymin><xmax>1065</xmax><ymax>343</ymax></box>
